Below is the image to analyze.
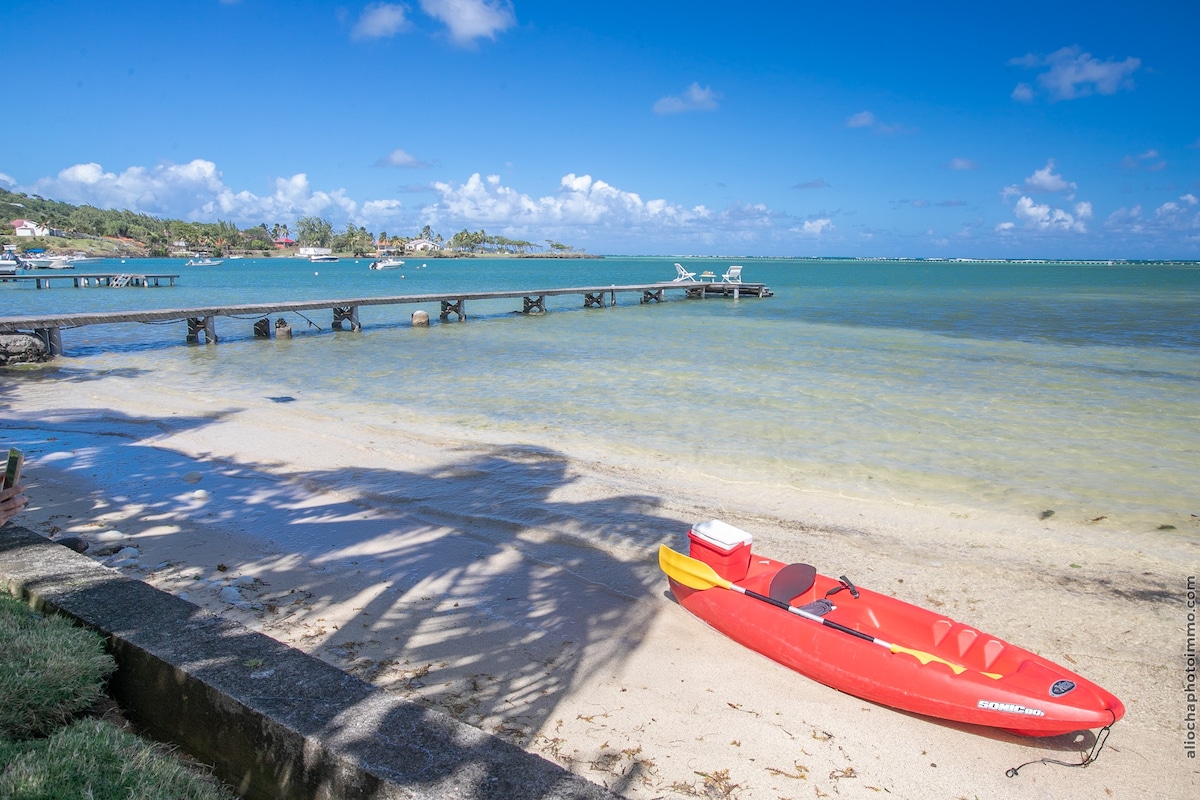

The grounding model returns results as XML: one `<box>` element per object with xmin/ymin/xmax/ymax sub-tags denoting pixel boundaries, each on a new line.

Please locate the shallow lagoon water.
<box><xmin>4</xmin><ymin>255</ymin><xmax>1198</xmax><ymax>535</ymax></box>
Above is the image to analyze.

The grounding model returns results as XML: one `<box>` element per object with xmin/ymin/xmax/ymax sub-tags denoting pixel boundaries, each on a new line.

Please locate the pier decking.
<box><xmin>0</xmin><ymin>273</ymin><xmax>180</xmax><ymax>289</ymax></box>
<box><xmin>0</xmin><ymin>280</ymin><xmax>772</xmax><ymax>357</ymax></box>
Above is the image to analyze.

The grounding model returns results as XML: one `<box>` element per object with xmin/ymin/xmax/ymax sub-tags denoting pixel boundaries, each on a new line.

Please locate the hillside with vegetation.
<box><xmin>0</xmin><ymin>189</ymin><xmax>582</xmax><ymax>258</ymax></box>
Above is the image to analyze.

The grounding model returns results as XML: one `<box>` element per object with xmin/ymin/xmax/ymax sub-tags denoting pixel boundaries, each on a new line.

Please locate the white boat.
<box><xmin>64</xmin><ymin>252</ymin><xmax>103</xmax><ymax>265</ymax></box>
<box><xmin>0</xmin><ymin>248</ymin><xmax>23</xmax><ymax>273</ymax></box>
<box><xmin>24</xmin><ymin>255</ymin><xmax>75</xmax><ymax>269</ymax></box>
<box><xmin>309</xmin><ymin>254</ymin><xmax>339</xmax><ymax>263</ymax></box>
<box><xmin>185</xmin><ymin>257</ymin><xmax>224</xmax><ymax>266</ymax></box>
<box><xmin>369</xmin><ymin>257</ymin><xmax>405</xmax><ymax>270</ymax></box>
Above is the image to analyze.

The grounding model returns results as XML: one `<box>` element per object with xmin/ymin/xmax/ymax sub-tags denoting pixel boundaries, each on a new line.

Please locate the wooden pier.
<box><xmin>0</xmin><ymin>273</ymin><xmax>180</xmax><ymax>289</ymax></box>
<box><xmin>0</xmin><ymin>280</ymin><xmax>772</xmax><ymax>357</ymax></box>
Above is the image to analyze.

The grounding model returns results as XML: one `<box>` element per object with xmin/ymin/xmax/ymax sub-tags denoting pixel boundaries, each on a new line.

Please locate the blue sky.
<box><xmin>2</xmin><ymin>0</ymin><xmax>1197</xmax><ymax>258</ymax></box>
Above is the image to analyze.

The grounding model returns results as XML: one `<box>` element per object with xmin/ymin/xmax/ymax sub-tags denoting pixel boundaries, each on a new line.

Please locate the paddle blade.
<box><xmin>658</xmin><ymin>545</ymin><xmax>733</xmax><ymax>591</ymax></box>
<box><xmin>768</xmin><ymin>562</ymin><xmax>817</xmax><ymax>603</ymax></box>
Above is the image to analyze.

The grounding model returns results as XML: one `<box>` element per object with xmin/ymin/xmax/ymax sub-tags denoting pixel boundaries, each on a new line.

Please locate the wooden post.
<box><xmin>36</xmin><ymin>327</ymin><xmax>62</xmax><ymax>357</ymax></box>
<box><xmin>187</xmin><ymin>317</ymin><xmax>218</xmax><ymax>344</ymax></box>
<box><xmin>522</xmin><ymin>295</ymin><xmax>546</xmax><ymax>315</ymax></box>
<box><xmin>439</xmin><ymin>299</ymin><xmax>465</xmax><ymax>321</ymax></box>
<box><xmin>332</xmin><ymin>306</ymin><xmax>360</xmax><ymax>331</ymax></box>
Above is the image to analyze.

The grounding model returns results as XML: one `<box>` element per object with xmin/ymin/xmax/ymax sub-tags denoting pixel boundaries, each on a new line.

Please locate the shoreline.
<box><xmin>3</xmin><ymin>373</ymin><xmax>1197</xmax><ymax>798</ymax></box>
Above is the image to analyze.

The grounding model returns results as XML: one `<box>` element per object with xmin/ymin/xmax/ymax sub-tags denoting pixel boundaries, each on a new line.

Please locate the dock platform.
<box><xmin>0</xmin><ymin>280</ymin><xmax>772</xmax><ymax>357</ymax></box>
<box><xmin>0</xmin><ymin>273</ymin><xmax>180</xmax><ymax>289</ymax></box>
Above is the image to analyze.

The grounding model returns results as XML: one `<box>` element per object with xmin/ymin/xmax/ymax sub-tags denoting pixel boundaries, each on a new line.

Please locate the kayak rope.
<box><xmin>825</xmin><ymin>574</ymin><xmax>860</xmax><ymax>599</ymax></box>
<box><xmin>1005</xmin><ymin>710</ymin><xmax>1116</xmax><ymax>778</ymax></box>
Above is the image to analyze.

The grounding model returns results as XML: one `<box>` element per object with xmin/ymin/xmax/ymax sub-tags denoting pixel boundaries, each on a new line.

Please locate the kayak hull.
<box><xmin>667</xmin><ymin>530</ymin><xmax>1124</xmax><ymax>737</ymax></box>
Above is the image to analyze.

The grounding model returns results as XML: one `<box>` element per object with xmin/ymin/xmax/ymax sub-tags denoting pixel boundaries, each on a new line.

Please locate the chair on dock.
<box><xmin>721</xmin><ymin>265</ymin><xmax>743</xmax><ymax>284</ymax></box>
<box><xmin>673</xmin><ymin>263</ymin><xmax>697</xmax><ymax>282</ymax></box>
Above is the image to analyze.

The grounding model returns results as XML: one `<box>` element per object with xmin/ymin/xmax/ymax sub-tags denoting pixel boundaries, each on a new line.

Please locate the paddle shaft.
<box><xmin>724</xmin><ymin>587</ymin><xmax>878</xmax><ymax>642</ymax></box>
<box><xmin>731</xmin><ymin>584</ymin><xmax>877</xmax><ymax>643</ymax></box>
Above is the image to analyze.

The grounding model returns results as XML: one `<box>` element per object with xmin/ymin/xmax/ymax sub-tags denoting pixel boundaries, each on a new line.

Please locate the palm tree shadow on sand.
<box><xmin>7</xmin><ymin>410</ymin><xmax>678</xmax><ymax>794</ymax></box>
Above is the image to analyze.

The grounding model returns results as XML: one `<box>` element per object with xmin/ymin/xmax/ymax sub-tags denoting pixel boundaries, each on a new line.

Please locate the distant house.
<box><xmin>273</xmin><ymin>237</ymin><xmax>295</xmax><ymax>249</ymax></box>
<box><xmin>405</xmin><ymin>238</ymin><xmax>439</xmax><ymax>253</ymax></box>
<box><xmin>10</xmin><ymin>219</ymin><xmax>48</xmax><ymax>237</ymax></box>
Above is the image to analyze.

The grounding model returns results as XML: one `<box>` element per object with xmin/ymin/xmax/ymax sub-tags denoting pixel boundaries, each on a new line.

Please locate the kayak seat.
<box><xmin>768</xmin><ymin>563</ymin><xmax>817</xmax><ymax>604</ymax></box>
<box><xmin>930</xmin><ymin>619</ymin><xmax>1008</xmax><ymax>670</ymax></box>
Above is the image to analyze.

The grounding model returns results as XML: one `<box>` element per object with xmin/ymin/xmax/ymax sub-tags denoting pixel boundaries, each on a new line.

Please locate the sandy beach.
<box><xmin>3</xmin><ymin>372</ymin><xmax>1197</xmax><ymax>800</ymax></box>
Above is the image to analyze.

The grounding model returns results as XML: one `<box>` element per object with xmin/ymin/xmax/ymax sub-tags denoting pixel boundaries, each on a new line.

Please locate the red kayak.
<box><xmin>661</xmin><ymin>520</ymin><xmax>1124</xmax><ymax>737</ymax></box>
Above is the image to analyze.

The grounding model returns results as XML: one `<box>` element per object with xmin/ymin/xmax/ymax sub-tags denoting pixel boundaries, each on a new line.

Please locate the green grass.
<box><xmin>0</xmin><ymin>718</ymin><xmax>237</xmax><ymax>800</ymax></box>
<box><xmin>0</xmin><ymin>595</ymin><xmax>116</xmax><ymax>739</ymax></box>
<box><xmin>0</xmin><ymin>593</ymin><xmax>237</xmax><ymax>799</ymax></box>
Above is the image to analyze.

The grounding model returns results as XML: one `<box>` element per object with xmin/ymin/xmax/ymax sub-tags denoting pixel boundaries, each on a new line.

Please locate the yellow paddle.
<box><xmin>659</xmin><ymin>545</ymin><xmax>1001</xmax><ymax>679</ymax></box>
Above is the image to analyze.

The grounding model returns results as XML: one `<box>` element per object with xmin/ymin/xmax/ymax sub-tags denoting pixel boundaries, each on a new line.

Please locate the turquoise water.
<box><xmin>4</xmin><ymin>256</ymin><xmax>1199</xmax><ymax>533</ymax></box>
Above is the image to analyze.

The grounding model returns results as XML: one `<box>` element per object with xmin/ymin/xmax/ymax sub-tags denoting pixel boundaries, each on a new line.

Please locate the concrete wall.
<box><xmin>0</xmin><ymin>524</ymin><xmax>621</xmax><ymax>800</ymax></box>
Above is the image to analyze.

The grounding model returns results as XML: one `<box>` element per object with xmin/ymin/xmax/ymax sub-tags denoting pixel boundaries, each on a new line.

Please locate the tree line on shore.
<box><xmin>0</xmin><ymin>188</ymin><xmax>577</xmax><ymax>256</ymax></box>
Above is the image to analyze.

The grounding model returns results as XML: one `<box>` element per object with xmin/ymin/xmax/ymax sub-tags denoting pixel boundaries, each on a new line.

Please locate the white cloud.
<box><xmin>948</xmin><ymin>158</ymin><xmax>977</xmax><ymax>171</ymax></box>
<box><xmin>1121</xmin><ymin>149</ymin><xmax>1166</xmax><ymax>171</ymax></box>
<box><xmin>846</xmin><ymin>111</ymin><xmax>875</xmax><ymax>128</ymax></box>
<box><xmin>801</xmin><ymin>219</ymin><xmax>833</xmax><ymax>235</ymax></box>
<box><xmin>32</xmin><ymin>160</ymin><xmax>226</xmax><ymax>218</ymax></box>
<box><xmin>1001</xmin><ymin>160</ymin><xmax>1078</xmax><ymax>202</ymax></box>
<box><xmin>995</xmin><ymin>221</ymin><xmax>1016</xmax><ymax>232</ymax></box>
<box><xmin>1104</xmin><ymin>205</ymin><xmax>1145</xmax><ymax>233</ymax></box>
<box><xmin>653</xmin><ymin>83</ymin><xmax>720</xmax><ymax>114</ymax></box>
<box><xmin>352</xmin><ymin>3</ymin><xmax>410</xmax><ymax>40</ymax></box>
<box><xmin>844</xmin><ymin>110</ymin><xmax>912</xmax><ymax>135</ymax></box>
<box><xmin>428</xmin><ymin>172</ymin><xmax>711</xmax><ymax>228</ymax></box>
<box><xmin>377</xmin><ymin>149</ymin><xmax>430</xmax><ymax>168</ymax></box>
<box><xmin>0</xmin><ymin>172</ymin><xmax>16</xmax><ymax>188</ymax></box>
<box><xmin>1149</xmin><ymin>195</ymin><xmax>1200</xmax><ymax>228</ymax></box>
<box><xmin>1010</xmin><ymin>45</ymin><xmax>1140</xmax><ymax>102</ymax></box>
<box><xmin>1102</xmin><ymin>200</ymin><xmax>1200</xmax><ymax>236</ymax></box>
<box><xmin>1024</xmin><ymin>160</ymin><xmax>1076</xmax><ymax>197</ymax></box>
<box><xmin>419</xmin><ymin>0</ymin><xmax>515</xmax><ymax>45</ymax></box>
<box><xmin>362</xmin><ymin>198</ymin><xmax>406</xmax><ymax>218</ymax></box>
<box><xmin>1011</xmin><ymin>195</ymin><xmax>1088</xmax><ymax>232</ymax></box>
<box><xmin>24</xmin><ymin>160</ymin><xmax>389</xmax><ymax>227</ymax></box>
<box><xmin>13</xmin><ymin>159</ymin><xmax>810</xmax><ymax>252</ymax></box>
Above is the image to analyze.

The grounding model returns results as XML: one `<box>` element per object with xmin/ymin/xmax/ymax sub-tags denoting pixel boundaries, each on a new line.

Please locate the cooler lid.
<box><xmin>690</xmin><ymin>519</ymin><xmax>753</xmax><ymax>550</ymax></box>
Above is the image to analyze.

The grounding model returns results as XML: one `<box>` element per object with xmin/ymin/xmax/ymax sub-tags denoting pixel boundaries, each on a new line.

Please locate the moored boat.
<box><xmin>369</xmin><ymin>257</ymin><xmax>405</xmax><ymax>270</ymax></box>
<box><xmin>185</xmin><ymin>257</ymin><xmax>224</xmax><ymax>266</ymax></box>
<box><xmin>24</xmin><ymin>255</ymin><xmax>76</xmax><ymax>269</ymax></box>
<box><xmin>309</xmin><ymin>254</ymin><xmax>339</xmax><ymax>263</ymax></box>
<box><xmin>0</xmin><ymin>251</ymin><xmax>22</xmax><ymax>275</ymax></box>
<box><xmin>660</xmin><ymin>520</ymin><xmax>1124</xmax><ymax>737</ymax></box>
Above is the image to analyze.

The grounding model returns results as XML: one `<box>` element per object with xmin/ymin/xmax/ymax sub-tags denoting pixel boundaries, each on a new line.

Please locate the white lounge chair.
<box><xmin>673</xmin><ymin>263</ymin><xmax>697</xmax><ymax>282</ymax></box>
<box><xmin>721</xmin><ymin>265</ymin><xmax>743</xmax><ymax>284</ymax></box>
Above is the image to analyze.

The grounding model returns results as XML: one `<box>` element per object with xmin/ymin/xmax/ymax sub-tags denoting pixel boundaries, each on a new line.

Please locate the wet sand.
<box><xmin>3</xmin><ymin>375</ymin><xmax>1197</xmax><ymax>799</ymax></box>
